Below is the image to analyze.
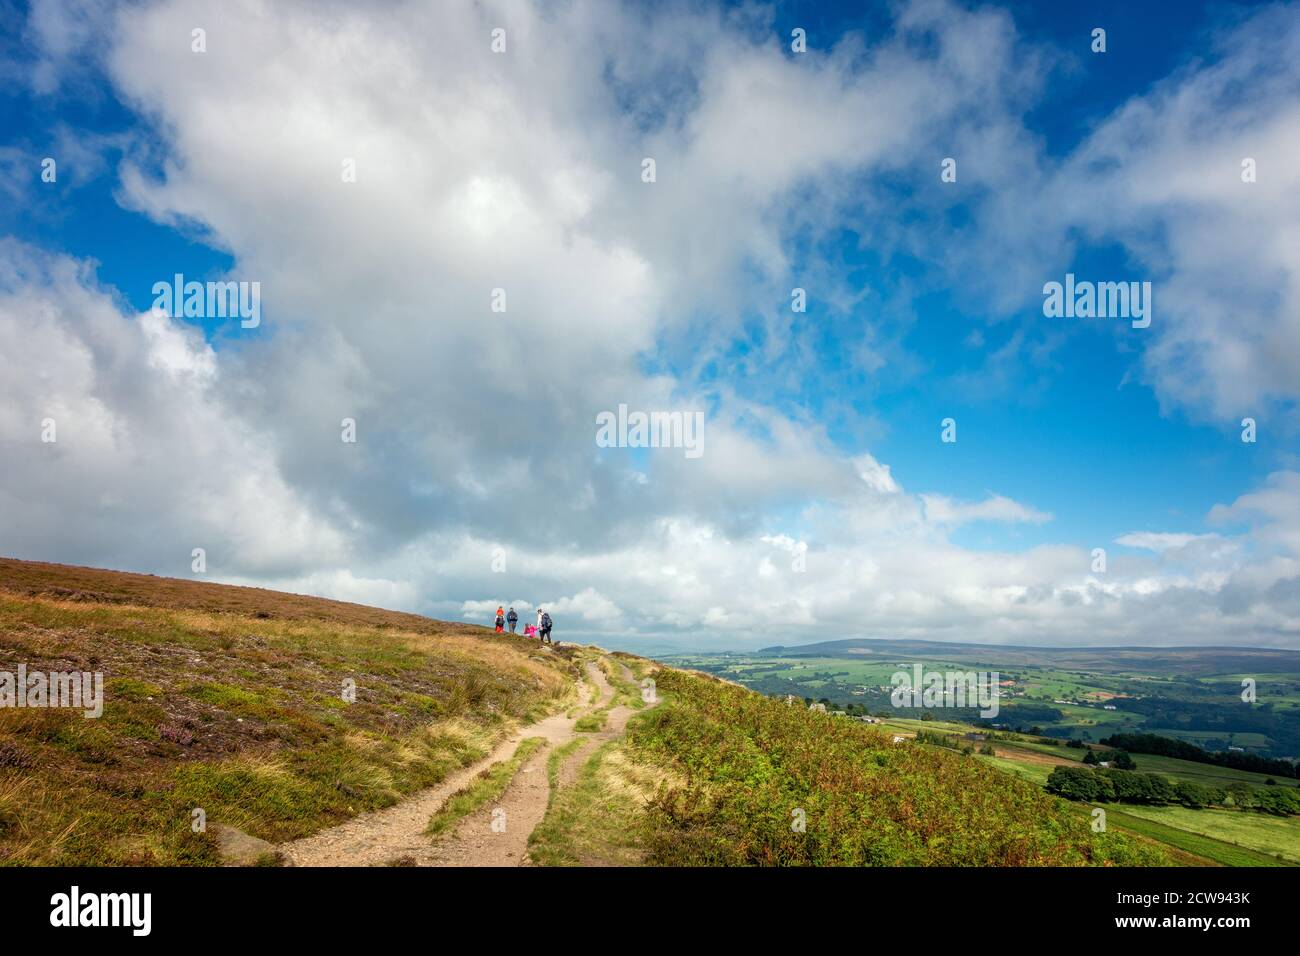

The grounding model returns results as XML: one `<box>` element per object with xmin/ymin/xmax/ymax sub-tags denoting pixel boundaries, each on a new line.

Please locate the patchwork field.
<box><xmin>671</xmin><ymin>641</ymin><xmax>1300</xmax><ymax>759</ymax></box>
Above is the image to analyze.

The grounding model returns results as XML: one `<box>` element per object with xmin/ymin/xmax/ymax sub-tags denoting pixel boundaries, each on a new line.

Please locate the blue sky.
<box><xmin>2</xmin><ymin>0</ymin><xmax>1298</xmax><ymax>652</ymax></box>
<box><xmin>648</xmin><ymin>0</ymin><xmax>1291</xmax><ymax>552</ymax></box>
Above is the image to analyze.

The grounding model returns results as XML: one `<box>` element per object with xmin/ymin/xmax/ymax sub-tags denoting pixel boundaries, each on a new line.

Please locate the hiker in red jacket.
<box><xmin>494</xmin><ymin>606</ymin><xmax>505</xmax><ymax>633</ymax></box>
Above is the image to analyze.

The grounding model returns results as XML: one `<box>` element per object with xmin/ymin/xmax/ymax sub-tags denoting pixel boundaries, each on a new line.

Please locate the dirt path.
<box><xmin>280</xmin><ymin>657</ymin><xmax>614</xmax><ymax>867</ymax></box>
<box><xmin>554</xmin><ymin>661</ymin><xmax>640</xmax><ymax>788</ymax></box>
<box><xmin>426</xmin><ymin>660</ymin><xmax>646</xmax><ymax>867</ymax></box>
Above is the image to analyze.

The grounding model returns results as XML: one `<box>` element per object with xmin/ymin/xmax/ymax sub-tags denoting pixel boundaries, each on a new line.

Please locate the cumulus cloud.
<box><xmin>0</xmin><ymin>240</ymin><xmax>348</xmax><ymax>576</ymax></box>
<box><xmin>1209</xmin><ymin>471</ymin><xmax>1300</xmax><ymax>557</ymax></box>
<box><xmin>3</xmin><ymin>0</ymin><xmax>1299</xmax><ymax>651</ymax></box>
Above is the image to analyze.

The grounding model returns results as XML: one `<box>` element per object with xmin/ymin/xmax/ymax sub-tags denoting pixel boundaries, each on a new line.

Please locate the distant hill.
<box><xmin>748</xmin><ymin>637</ymin><xmax>1300</xmax><ymax>676</ymax></box>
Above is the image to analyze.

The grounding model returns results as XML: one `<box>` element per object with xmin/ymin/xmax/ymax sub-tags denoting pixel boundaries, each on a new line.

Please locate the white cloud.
<box><xmin>2</xmin><ymin>0</ymin><xmax>1298</xmax><ymax>653</ymax></box>
<box><xmin>543</xmin><ymin>588</ymin><xmax>625</xmax><ymax>624</ymax></box>
<box><xmin>23</xmin><ymin>0</ymin><xmax>118</xmax><ymax>94</ymax></box>
<box><xmin>1115</xmin><ymin>532</ymin><xmax>1218</xmax><ymax>552</ymax></box>
<box><xmin>1209</xmin><ymin>471</ymin><xmax>1300</xmax><ymax>557</ymax></box>
<box><xmin>854</xmin><ymin>454</ymin><xmax>901</xmax><ymax>495</ymax></box>
<box><xmin>0</xmin><ymin>241</ymin><xmax>348</xmax><ymax>577</ymax></box>
<box><xmin>922</xmin><ymin>493</ymin><xmax>1052</xmax><ymax>527</ymax></box>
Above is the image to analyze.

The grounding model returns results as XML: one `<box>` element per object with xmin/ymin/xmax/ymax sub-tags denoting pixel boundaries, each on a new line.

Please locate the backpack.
<box><xmin>541</xmin><ymin>613</ymin><xmax>552</xmax><ymax>629</ymax></box>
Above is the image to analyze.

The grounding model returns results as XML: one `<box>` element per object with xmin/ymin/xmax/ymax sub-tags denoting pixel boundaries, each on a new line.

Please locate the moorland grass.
<box><xmin>0</xmin><ymin>560</ymin><xmax>578</xmax><ymax>865</ymax></box>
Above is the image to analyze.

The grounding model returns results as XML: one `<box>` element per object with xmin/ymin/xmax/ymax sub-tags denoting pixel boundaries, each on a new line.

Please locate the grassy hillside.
<box><xmin>0</xmin><ymin>558</ymin><xmax>578</xmax><ymax>865</ymax></box>
<box><xmin>622</xmin><ymin>669</ymin><xmax>1169</xmax><ymax>865</ymax></box>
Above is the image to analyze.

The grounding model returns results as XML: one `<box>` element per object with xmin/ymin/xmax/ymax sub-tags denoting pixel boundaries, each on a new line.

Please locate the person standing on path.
<box><xmin>539</xmin><ymin>609</ymin><xmax>553</xmax><ymax>645</ymax></box>
<box><xmin>506</xmin><ymin>607</ymin><xmax>518</xmax><ymax>633</ymax></box>
<box><xmin>495</xmin><ymin>606</ymin><xmax>505</xmax><ymax>633</ymax></box>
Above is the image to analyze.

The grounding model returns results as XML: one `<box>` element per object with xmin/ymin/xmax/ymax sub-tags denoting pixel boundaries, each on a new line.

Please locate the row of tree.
<box><xmin>1046</xmin><ymin>765</ymin><xmax>1300</xmax><ymax>815</ymax></box>
<box><xmin>1100</xmin><ymin>732</ymin><xmax>1299</xmax><ymax>779</ymax></box>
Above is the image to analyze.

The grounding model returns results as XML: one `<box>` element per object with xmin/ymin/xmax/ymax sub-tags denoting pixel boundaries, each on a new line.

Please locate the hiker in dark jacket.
<box><xmin>506</xmin><ymin>607</ymin><xmax>518</xmax><ymax>633</ymax></box>
<box><xmin>539</xmin><ymin>610</ymin><xmax>553</xmax><ymax>645</ymax></box>
<box><xmin>494</xmin><ymin>606</ymin><xmax>505</xmax><ymax>633</ymax></box>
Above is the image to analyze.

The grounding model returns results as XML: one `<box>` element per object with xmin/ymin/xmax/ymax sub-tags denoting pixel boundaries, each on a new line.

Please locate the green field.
<box><xmin>881</xmin><ymin>716</ymin><xmax>983</xmax><ymax>735</ymax></box>
<box><xmin>976</xmin><ymin>755</ymin><xmax>1052</xmax><ymax>787</ymax></box>
<box><xmin>1100</xmin><ymin>807</ymin><xmax>1290</xmax><ymax>867</ymax></box>
<box><xmin>881</xmin><ymin>716</ymin><xmax>1298</xmax><ymax>794</ymax></box>
<box><xmin>975</xmin><ymin>752</ymin><xmax>1300</xmax><ymax>867</ymax></box>
<box><xmin>1129</xmin><ymin>753</ymin><xmax>1300</xmax><ymax>789</ymax></box>
<box><xmin>915</xmin><ymin>732</ymin><xmax>1300</xmax><ymax>868</ymax></box>
<box><xmin>998</xmin><ymin>739</ymin><xmax>1085</xmax><ymax>761</ymax></box>
<box><xmin>696</xmin><ymin>656</ymin><xmax>930</xmax><ymax>690</ymax></box>
<box><xmin>1106</xmin><ymin>805</ymin><xmax>1300</xmax><ymax>864</ymax></box>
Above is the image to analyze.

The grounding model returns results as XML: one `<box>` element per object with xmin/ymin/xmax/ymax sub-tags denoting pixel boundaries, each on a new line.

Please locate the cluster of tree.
<box><xmin>1047</xmin><ymin>766</ymin><xmax>1178</xmax><ymax>805</ymax></box>
<box><xmin>1100</xmin><ymin>732</ymin><xmax>1299</xmax><ymax>779</ymax></box>
<box><xmin>1247</xmin><ymin>785</ymin><xmax>1300</xmax><ymax>815</ymax></box>
<box><xmin>1047</xmin><ymin>766</ymin><xmax>1213</xmax><ymax>807</ymax></box>
<box><xmin>1046</xmin><ymin>765</ymin><xmax>1300</xmax><ymax>815</ymax></box>
<box><xmin>1083</xmin><ymin>748</ymin><xmax>1135</xmax><ymax>769</ymax></box>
